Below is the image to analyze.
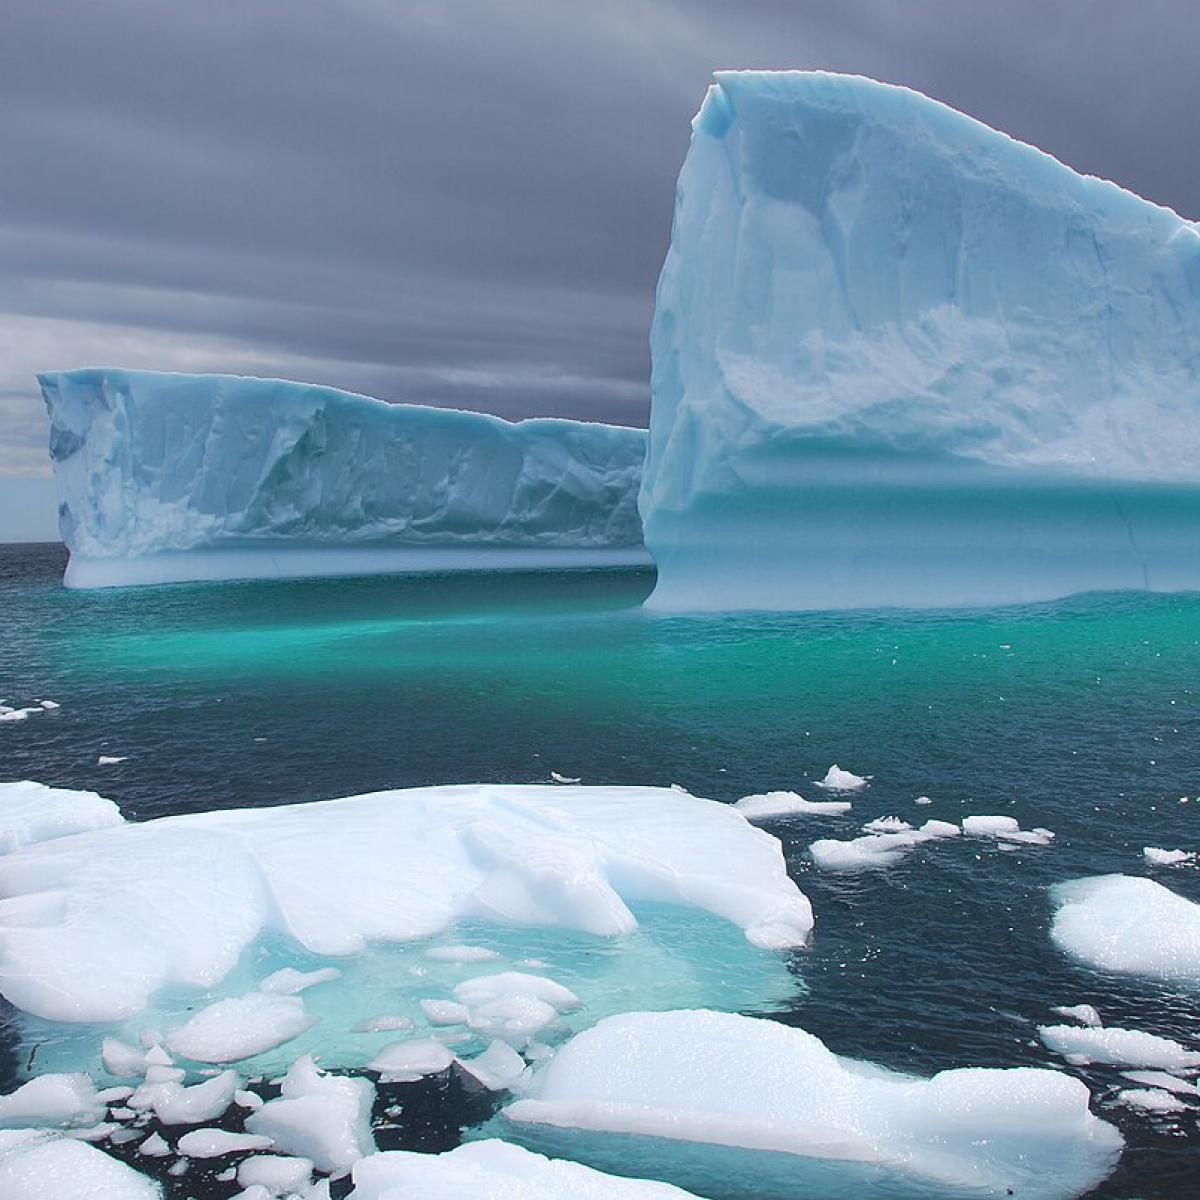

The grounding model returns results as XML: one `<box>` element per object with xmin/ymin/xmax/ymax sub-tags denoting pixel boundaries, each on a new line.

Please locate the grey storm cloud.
<box><xmin>0</xmin><ymin>0</ymin><xmax>1197</xmax><ymax>480</ymax></box>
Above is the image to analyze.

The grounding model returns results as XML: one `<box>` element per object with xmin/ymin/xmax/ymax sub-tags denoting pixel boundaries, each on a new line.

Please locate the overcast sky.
<box><xmin>1</xmin><ymin>0</ymin><xmax>1197</xmax><ymax>536</ymax></box>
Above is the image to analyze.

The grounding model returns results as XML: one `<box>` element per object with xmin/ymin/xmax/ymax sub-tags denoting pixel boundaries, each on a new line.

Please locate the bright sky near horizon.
<box><xmin>1</xmin><ymin>0</ymin><xmax>1197</xmax><ymax>540</ymax></box>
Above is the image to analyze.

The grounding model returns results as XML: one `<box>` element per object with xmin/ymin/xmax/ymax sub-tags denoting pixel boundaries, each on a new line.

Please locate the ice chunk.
<box><xmin>0</xmin><ymin>784</ymin><xmax>811</xmax><ymax>1022</ymax></box>
<box><xmin>504</xmin><ymin>1010</ymin><xmax>1121</xmax><ymax>1199</ymax></box>
<box><xmin>0</xmin><ymin>1073</ymin><xmax>104</xmax><ymax>1128</ymax></box>
<box><xmin>424</xmin><ymin>944</ymin><xmax>502</xmax><ymax>963</ymax></box>
<box><xmin>454</xmin><ymin>973</ymin><xmax>582</xmax><ymax>1013</ymax></box>
<box><xmin>0</xmin><ymin>1130</ymin><xmax>161</xmax><ymax>1198</ymax></box>
<box><xmin>176</xmin><ymin>1128</ymin><xmax>273</xmax><ymax>1158</ymax></box>
<box><xmin>39</xmin><ymin>368</ymin><xmax>649</xmax><ymax>590</ymax></box>
<box><xmin>237</xmin><ymin>1154</ymin><xmax>314</xmax><ymax>1195</ymax></box>
<box><xmin>733</xmin><ymin>791</ymin><xmax>851</xmax><ymax>819</ymax></box>
<box><xmin>166</xmin><ymin>994</ymin><xmax>316</xmax><ymax>1063</ymax></box>
<box><xmin>347</xmin><ymin>1139</ymin><xmax>703</xmax><ymax>1198</ymax></box>
<box><xmin>641</xmin><ymin>71</ymin><xmax>1200</xmax><ymax>612</ymax></box>
<box><xmin>460</xmin><ymin>1041</ymin><xmax>529</xmax><ymax>1092</ymax></box>
<box><xmin>468</xmin><ymin>996</ymin><xmax>561</xmax><ymax>1048</ymax></box>
<box><xmin>1050</xmin><ymin>875</ymin><xmax>1200</xmax><ymax>981</ymax></box>
<box><xmin>961</xmin><ymin>815</ymin><xmax>1020</xmax><ymax>837</ymax></box>
<box><xmin>366</xmin><ymin>1039</ymin><xmax>455</xmax><ymax>1083</ymax></box>
<box><xmin>245</xmin><ymin>1054</ymin><xmax>375</xmax><ymax>1175</ymax></box>
<box><xmin>861</xmin><ymin>816</ymin><xmax>910</xmax><ymax>834</ymax></box>
<box><xmin>815</xmin><ymin>766</ymin><xmax>868</xmax><ymax>791</ymax></box>
<box><xmin>1113</xmin><ymin>1088</ymin><xmax>1188</xmax><ymax>1114</ymax></box>
<box><xmin>421</xmin><ymin>999</ymin><xmax>469</xmax><ymax>1026</ymax></box>
<box><xmin>1038</xmin><ymin>1024</ymin><xmax>1200</xmax><ymax>1070</ymax></box>
<box><xmin>917</xmin><ymin>819</ymin><xmax>961</xmax><ymax>839</ymax></box>
<box><xmin>1051</xmin><ymin>1005</ymin><xmax>1102</xmax><ymax>1028</ymax></box>
<box><xmin>259</xmin><ymin>967</ymin><xmax>341</xmax><ymax>995</ymax></box>
<box><xmin>138</xmin><ymin>1133</ymin><xmax>170</xmax><ymax>1158</ymax></box>
<box><xmin>808</xmin><ymin>826</ymin><xmax>949</xmax><ymax>872</ymax></box>
<box><xmin>97</xmin><ymin>756</ymin><xmax>127</xmax><ymax>766</ymax></box>
<box><xmin>1143</xmin><ymin>846</ymin><xmax>1195</xmax><ymax>867</ymax></box>
<box><xmin>152</xmin><ymin>1070</ymin><xmax>240</xmax><ymax>1126</ymax></box>
<box><xmin>102</xmin><ymin>1038</ymin><xmax>150</xmax><ymax>1079</ymax></box>
<box><xmin>1120</xmin><ymin>1070</ymin><xmax>1199</xmax><ymax>1096</ymax></box>
<box><xmin>0</xmin><ymin>781</ymin><xmax>122</xmax><ymax>854</ymax></box>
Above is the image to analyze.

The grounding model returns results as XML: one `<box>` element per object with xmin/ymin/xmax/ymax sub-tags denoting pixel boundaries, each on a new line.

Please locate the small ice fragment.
<box><xmin>144</xmin><ymin>1064</ymin><xmax>185</xmax><ymax>1084</ymax></box>
<box><xmin>237</xmin><ymin>1153</ymin><xmax>314</xmax><ymax>1194</ymax></box>
<box><xmin>459</xmin><ymin>1040</ymin><xmax>529</xmax><ymax>1092</ymax></box>
<box><xmin>1143</xmin><ymin>847</ymin><xmax>1195</xmax><ymax>867</ymax></box>
<box><xmin>102</xmin><ymin>1038</ymin><xmax>148</xmax><ymax>1078</ymax></box>
<box><xmin>138</xmin><ymin>1132</ymin><xmax>170</xmax><ymax>1157</ymax></box>
<box><xmin>153</xmin><ymin>1069</ymin><xmax>239</xmax><ymax>1126</ymax></box>
<box><xmin>861</xmin><ymin>816</ymin><xmax>911</xmax><ymax>834</ymax></box>
<box><xmin>259</xmin><ymin>966</ymin><xmax>341</xmax><ymax>995</ymax></box>
<box><xmin>914</xmin><ymin>796</ymin><xmax>933</xmax><ymax>805</ymax></box>
<box><xmin>421</xmin><ymin>999</ymin><xmax>469</xmax><ymax>1026</ymax></box>
<box><xmin>962</xmin><ymin>815</ymin><xmax>1020</xmax><ymax>837</ymax></box>
<box><xmin>424</xmin><ymin>944</ymin><xmax>502</xmax><ymax>963</ymax></box>
<box><xmin>1051</xmin><ymin>1004</ymin><xmax>1102</xmax><ymax>1028</ymax></box>
<box><xmin>809</xmin><ymin>831</ymin><xmax>922</xmax><ymax>872</ymax></box>
<box><xmin>168</xmin><ymin>1157</ymin><xmax>189</xmax><ymax>1176</ymax></box>
<box><xmin>39</xmin><ymin>700</ymin><xmax>60</xmax><ymax>710</ymax></box>
<box><xmin>816</xmin><ymin>765</ymin><xmax>869</xmax><ymax>791</ymax></box>
<box><xmin>453</xmin><ymin>973</ymin><xmax>581</xmax><ymax>1013</ymax></box>
<box><xmin>1121</xmin><ymin>1070</ymin><xmax>1199</xmax><ymax>1096</ymax></box>
<box><xmin>96</xmin><ymin>1087</ymin><xmax>132</xmax><ymax>1104</ymax></box>
<box><xmin>97</xmin><ymin>756</ymin><xmax>127</xmax><ymax>766</ymax></box>
<box><xmin>353</xmin><ymin>1014</ymin><xmax>415</xmax><ymax>1034</ymax></box>
<box><xmin>367</xmin><ymin>1039</ymin><xmax>455</xmax><ymax>1083</ymax></box>
<box><xmin>235</xmin><ymin>1089</ymin><xmax>264</xmax><ymax>1109</ymax></box>
<box><xmin>550</xmin><ymin>772</ymin><xmax>581</xmax><ymax>784</ymax></box>
<box><xmin>1114</xmin><ymin>1087</ymin><xmax>1188</xmax><ymax>1113</ymax></box>
<box><xmin>176</xmin><ymin>1128</ymin><xmax>273</xmax><ymax>1158</ymax></box>
<box><xmin>467</xmin><ymin>995</ymin><xmax>560</xmax><ymax>1047</ymax></box>
<box><xmin>1038</xmin><ymin>1024</ymin><xmax>1200</xmax><ymax>1069</ymax></box>
<box><xmin>917</xmin><ymin>819</ymin><xmax>960</xmax><ymax>839</ymax></box>
<box><xmin>167</xmin><ymin>993</ymin><xmax>315</xmax><ymax>1063</ymax></box>
<box><xmin>733</xmin><ymin>791</ymin><xmax>851</xmax><ymax>819</ymax></box>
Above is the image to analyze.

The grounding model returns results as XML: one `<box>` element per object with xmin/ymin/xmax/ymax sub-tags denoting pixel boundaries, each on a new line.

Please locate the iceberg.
<box><xmin>502</xmin><ymin>1009</ymin><xmax>1123</xmax><ymax>1199</ymax></box>
<box><xmin>39</xmin><ymin>368</ymin><xmax>649</xmax><ymax>589</ymax></box>
<box><xmin>642</xmin><ymin>71</ymin><xmax>1200</xmax><ymax>611</ymax></box>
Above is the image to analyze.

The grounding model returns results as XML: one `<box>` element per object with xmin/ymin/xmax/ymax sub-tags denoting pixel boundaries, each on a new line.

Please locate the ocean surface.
<box><xmin>2</xmin><ymin>541</ymin><xmax>1198</xmax><ymax>1198</ymax></box>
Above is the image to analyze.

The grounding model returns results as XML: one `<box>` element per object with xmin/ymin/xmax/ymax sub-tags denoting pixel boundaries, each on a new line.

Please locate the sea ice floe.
<box><xmin>421</xmin><ymin>999</ymin><xmax>469</xmax><ymax>1026</ymax></box>
<box><xmin>732</xmin><ymin>791</ymin><xmax>852</xmax><ymax>819</ymax></box>
<box><xmin>0</xmin><ymin>1130</ymin><xmax>161</xmax><ymax>1198</ymax></box>
<box><xmin>347</xmin><ymin>1139</ymin><xmax>702</xmax><ymax>1198</ymax></box>
<box><xmin>1113</xmin><ymin>1088</ymin><xmax>1189</xmax><ymax>1114</ymax></box>
<box><xmin>1050</xmin><ymin>875</ymin><xmax>1200</xmax><ymax>981</ymax></box>
<box><xmin>97</xmin><ymin>756</ymin><xmax>127</xmax><ymax>766</ymax></box>
<box><xmin>176</xmin><ymin>1128</ymin><xmax>273</xmax><ymax>1158</ymax></box>
<box><xmin>237</xmin><ymin>1153</ymin><xmax>314</xmax><ymax>1194</ymax></box>
<box><xmin>809</xmin><ymin>818</ymin><xmax>960</xmax><ymax>872</ymax></box>
<box><xmin>1143</xmin><ymin>846</ymin><xmax>1195</xmax><ymax>867</ymax></box>
<box><xmin>961</xmin><ymin>815</ymin><xmax>1055</xmax><ymax>844</ymax></box>
<box><xmin>1038</xmin><ymin>1024</ymin><xmax>1200</xmax><ymax>1070</ymax></box>
<box><xmin>0</xmin><ymin>780</ymin><xmax>122</xmax><ymax>854</ymax></box>
<box><xmin>861</xmin><ymin>816</ymin><xmax>911</xmax><ymax>834</ymax></box>
<box><xmin>1051</xmin><ymin>1004</ymin><xmax>1102</xmax><ymax>1028</ymax></box>
<box><xmin>166</xmin><ymin>993</ymin><xmax>316</xmax><ymax>1063</ymax></box>
<box><xmin>366</xmin><ymin>1039</ymin><xmax>456</xmax><ymax>1084</ymax></box>
<box><xmin>0</xmin><ymin>783</ymin><xmax>812</xmax><ymax>1023</ymax></box>
<box><xmin>1120</xmin><ymin>1070</ymin><xmax>1200</xmax><ymax>1096</ymax></box>
<box><xmin>502</xmin><ymin>1010</ymin><xmax>1122</xmax><ymax>1200</ymax></box>
<box><xmin>0</xmin><ymin>1073</ymin><xmax>104</xmax><ymax>1128</ymax></box>
<box><xmin>815</xmin><ymin>766</ymin><xmax>868</xmax><ymax>791</ymax></box>
<box><xmin>454</xmin><ymin>973</ymin><xmax>582</xmax><ymax>1014</ymax></box>
<box><xmin>151</xmin><ymin>1069</ymin><xmax>240</xmax><ymax>1125</ymax></box>
<box><xmin>460</xmin><ymin>1041</ymin><xmax>530</xmax><ymax>1092</ymax></box>
<box><xmin>138</xmin><ymin>1132</ymin><xmax>170</xmax><ymax>1157</ymax></box>
<box><xmin>244</xmin><ymin>1054</ymin><xmax>375</xmax><ymax>1175</ymax></box>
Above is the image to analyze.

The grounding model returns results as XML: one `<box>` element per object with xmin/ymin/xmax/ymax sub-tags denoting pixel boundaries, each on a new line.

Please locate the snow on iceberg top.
<box><xmin>0</xmin><ymin>783</ymin><xmax>812</xmax><ymax>1023</ymax></box>
<box><xmin>644</xmin><ymin>69</ymin><xmax>1200</xmax><ymax>513</ymax></box>
<box><xmin>39</xmin><ymin>368</ymin><xmax>647</xmax><ymax>571</ymax></box>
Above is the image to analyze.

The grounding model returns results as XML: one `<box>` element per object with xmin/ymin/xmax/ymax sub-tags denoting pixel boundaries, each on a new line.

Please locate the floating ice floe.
<box><xmin>1120</xmin><ymin>1070</ymin><xmax>1200</xmax><ymax>1096</ymax></box>
<box><xmin>1051</xmin><ymin>1004</ymin><xmax>1102</xmax><ymax>1028</ymax></box>
<box><xmin>425</xmin><ymin>944</ymin><xmax>502</xmax><ymax>964</ymax></box>
<box><xmin>460</xmin><ymin>1041</ymin><xmax>530</xmax><ymax>1092</ymax></box>
<box><xmin>815</xmin><ymin>766</ymin><xmax>869</xmax><ymax>791</ymax></box>
<box><xmin>502</xmin><ymin>1009</ymin><xmax>1122</xmax><ymax>1200</ymax></box>
<box><xmin>166</xmin><ymin>993</ymin><xmax>316</xmax><ymax>1063</ymax></box>
<box><xmin>809</xmin><ymin>819</ymin><xmax>960</xmax><ymax>872</ymax></box>
<box><xmin>549</xmin><ymin>772</ymin><xmax>581</xmax><ymax>784</ymax></box>
<box><xmin>861</xmin><ymin>816</ymin><xmax>911</xmax><ymax>834</ymax></box>
<box><xmin>347</xmin><ymin>1139</ymin><xmax>702</xmax><ymax>1198</ymax></box>
<box><xmin>176</xmin><ymin>1128</ymin><xmax>272</xmax><ymax>1158</ymax></box>
<box><xmin>366</xmin><ymin>1039</ymin><xmax>455</xmax><ymax>1084</ymax></box>
<box><xmin>353</xmin><ymin>1014</ymin><xmax>416</xmax><ymax>1035</ymax></box>
<box><xmin>1050</xmin><ymin>875</ymin><xmax>1200</xmax><ymax>981</ymax></box>
<box><xmin>0</xmin><ymin>1073</ymin><xmax>104</xmax><ymax>1128</ymax></box>
<box><xmin>961</xmin><ymin>815</ymin><xmax>1055</xmax><ymax>844</ymax></box>
<box><xmin>0</xmin><ymin>780</ymin><xmax>121</xmax><ymax>854</ymax></box>
<box><xmin>237</xmin><ymin>1154</ymin><xmax>314</xmax><ymax>1195</ymax></box>
<box><xmin>97</xmin><ymin>756</ymin><xmax>127</xmax><ymax>766</ymax></box>
<box><xmin>0</xmin><ymin>783</ymin><xmax>812</xmax><ymax>1024</ymax></box>
<box><xmin>1113</xmin><ymin>1088</ymin><xmax>1189</xmax><ymax>1114</ymax></box>
<box><xmin>421</xmin><ymin>999</ymin><xmax>469</xmax><ymax>1026</ymax></box>
<box><xmin>0</xmin><ymin>1130</ymin><xmax>160</xmax><ymax>1198</ymax></box>
<box><xmin>1143</xmin><ymin>846</ymin><xmax>1195</xmax><ymax>867</ymax></box>
<box><xmin>1038</xmin><ymin>1024</ymin><xmax>1200</xmax><ymax>1070</ymax></box>
<box><xmin>150</xmin><ymin>1069</ymin><xmax>240</xmax><ymax>1126</ymax></box>
<box><xmin>733</xmin><ymin>791</ymin><xmax>852</xmax><ymax>820</ymax></box>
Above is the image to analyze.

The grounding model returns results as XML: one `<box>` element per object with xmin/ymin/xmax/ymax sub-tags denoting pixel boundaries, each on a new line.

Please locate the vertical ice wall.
<box><xmin>641</xmin><ymin>71</ymin><xmax>1200</xmax><ymax>611</ymax></box>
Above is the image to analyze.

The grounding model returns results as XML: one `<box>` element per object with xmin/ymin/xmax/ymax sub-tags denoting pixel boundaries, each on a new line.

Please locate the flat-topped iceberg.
<box><xmin>40</xmin><ymin>368</ymin><xmax>649</xmax><ymax>589</ymax></box>
<box><xmin>502</xmin><ymin>1009</ymin><xmax>1123</xmax><ymax>1199</ymax></box>
<box><xmin>642</xmin><ymin>71</ymin><xmax>1200</xmax><ymax>611</ymax></box>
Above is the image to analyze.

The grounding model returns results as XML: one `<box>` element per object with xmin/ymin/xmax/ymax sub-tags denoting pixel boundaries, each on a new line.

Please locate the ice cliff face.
<box><xmin>642</xmin><ymin>71</ymin><xmax>1200</xmax><ymax>610</ymax></box>
<box><xmin>40</xmin><ymin>369</ymin><xmax>648</xmax><ymax>588</ymax></box>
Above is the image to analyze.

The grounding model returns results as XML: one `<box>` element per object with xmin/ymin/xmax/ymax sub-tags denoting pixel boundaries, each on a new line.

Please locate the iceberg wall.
<box><xmin>40</xmin><ymin>369</ymin><xmax>649</xmax><ymax>588</ymax></box>
<box><xmin>641</xmin><ymin>71</ymin><xmax>1200</xmax><ymax>611</ymax></box>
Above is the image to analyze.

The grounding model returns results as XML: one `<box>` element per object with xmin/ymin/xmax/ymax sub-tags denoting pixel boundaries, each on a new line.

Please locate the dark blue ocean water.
<box><xmin>1</xmin><ymin>541</ymin><xmax>1198</xmax><ymax>1197</ymax></box>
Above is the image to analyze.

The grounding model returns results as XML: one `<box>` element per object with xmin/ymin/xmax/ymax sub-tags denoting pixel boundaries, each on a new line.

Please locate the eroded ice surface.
<box><xmin>502</xmin><ymin>1009</ymin><xmax>1122</xmax><ymax>1200</ymax></box>
<box><xmin>1050</xmin><ymin>875</ymin><xmax>1200</xmax><ymax>982</ymax></box>
<box><xmin>641</xmin><ymin>71</ymin><xmax>1200</xmax><ymax>611</ymax></box>
<box><xmin>40</xmin><ymin>369</ymin><xmax>649</xmax><ymax>589</ymax></box>
<box><xmin>0</xmin><ymin>1130</ymin><xmax>161</xmax><ymax>1199</ymax></box>
<box><xmin>0</xmin><ymin>780</ymin><xmax>122</xmax><ymax>853</ymax></box>
<box><xmin>348</xmin><ymin>1139</ymin><xmax>702</xmax><ymax>1199</ymax></box>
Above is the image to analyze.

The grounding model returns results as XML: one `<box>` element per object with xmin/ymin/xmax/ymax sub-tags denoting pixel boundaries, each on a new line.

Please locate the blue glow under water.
<box><xmin>2</xmin><ymin>542</ymin><xmax>1199</xmax><ymax>1197</ymax></box>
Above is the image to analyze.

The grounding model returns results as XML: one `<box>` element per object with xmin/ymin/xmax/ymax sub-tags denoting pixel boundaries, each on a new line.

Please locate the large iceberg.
<box><xmin>641</xmin><ymin>71</ymin><xmax>1200</xmax><ymax>611</ymax></box>
<box><xmin>40</xmin><ymin>368</ymin><xmax>649</xmax><ymax>588</ymax></box>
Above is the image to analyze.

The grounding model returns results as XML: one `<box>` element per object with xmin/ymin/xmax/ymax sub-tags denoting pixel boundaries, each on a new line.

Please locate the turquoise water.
<box><xmin>2</xmin><ymin>542</ymin><xmax>1199</xmax><ymax>1196</ymax></box>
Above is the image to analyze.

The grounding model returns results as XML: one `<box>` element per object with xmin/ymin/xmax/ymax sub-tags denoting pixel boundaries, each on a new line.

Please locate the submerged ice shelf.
<box><xmin>40</xmin><ymin>369</ymin><xmax>649</xmax><ymax>589</ymax></box>
<box><xmin>641</xmin><ymin>70</ymin><xmax>1200</xmax><ymax>611</ymax></box>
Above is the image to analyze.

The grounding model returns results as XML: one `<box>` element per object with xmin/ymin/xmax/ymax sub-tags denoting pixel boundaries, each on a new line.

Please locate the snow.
<box><xmin>641</xmin><ymin>71</ymin><xmax>1200</xmax><ymax>612</ymax></box>
<box><xmin>1038</xmin><ymin>1024</ymin><xmax>1200</xmax><ymax>1070</ymax></box>
<box><xmin>244</xmin><ymin>1054</ymin><xmax>376</xmax><ymax>1175</ymax></box>
<box><xmin>259</xmin><ymin>967</ymin><xmax>341</xmax><ymax>995</ymax></box>
<box><xmin>733</xmin><ymin>791</ymin><xmax>852</xmax><ymax>819</ymax></box>
<box><xmin>1113</xmin><ymin>1088</ymin><xmax>1188</xmax><ymax>1114</ymax></box>
<box><xmin>0</xmin><ymin>780</ymin><xmax>122</xmax><ymax>853</ymax></box>
<box><xmin>0</xmin><ymin>1131</ymin><xmax>161</xmax><ymax>1198</ymax></box>
<box><xmin>40</xmin><ymin>368</ymin><xmax>648</xmax><ymax>590</ymax></box>
<box><xmin>366</xmin><ymin>1039</ymin><xmax>455</xmax><ymax>1083</ymax></box>
<box><xmin>97</xmin><ymin>756</ymin><xmax>127</xmax><ymax>766</ymax></box>
<box><xmin>504</xmin><ymin>1009</ymin><xmax>1122</xmax><ymax>1199</ymax></box>
<box><xmin>1050</xmin><ymin>875</ymin><xmax>1200</xmax><ymax>981</ymax></box>
<box><xmin>0</xmin><ymin>1073</ymin><xmax>104</xmax><ymax>1128</ymax></box>
<box><xmin>1143</xmin><ymin>846</ymin><xmax>1195</xmax><ymax>867</ymax></box>
<box><xmin>237</xmin><ymin>1154</ymin><xmax>314</xmax><ymax>1195</ymax></box>
<box><xmin>815</xmin><ymin>765</ymin><xmax>868</xmax><ymax>791</ymax></box>
<box><xmin>166</xmin><ymin>993</ymin><xmax>316</xmax><ymax>1063</ymax></box>
<box><xmin>0</xmin><ymin>783</ymin><xmax>811</xmax><ymax>1023</ymax></box>
<box><xmin>347</xmin><ymin>1139</ymin><xmax>702</xmax><ymax>1199</ymax></box>
<box><xmin>176</xmin><ymin>1128</ymin><xmax>273</xmax><ymax>1158</ymax></box>
<box><xmin>1051</xmin><ymin>1004</ymin><xmax>1102</xmax><ymax>1028</ymax></box>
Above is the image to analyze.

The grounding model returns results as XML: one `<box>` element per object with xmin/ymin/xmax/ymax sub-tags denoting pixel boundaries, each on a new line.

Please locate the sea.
<box><xmin>1</xmin><ymin>541</ymin><xmax>1197</xmax><ymax>1198</ymax></box>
